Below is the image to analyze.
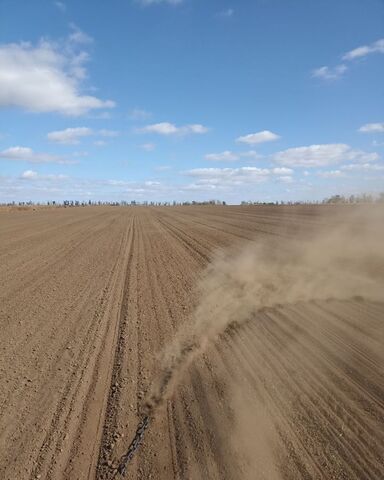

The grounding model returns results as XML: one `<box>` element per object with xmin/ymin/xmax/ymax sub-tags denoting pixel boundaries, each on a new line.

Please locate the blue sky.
<box><xmin>0</xmin><ymin>0</ymin><xmax>383</xmax><ymax>203</ymax></box>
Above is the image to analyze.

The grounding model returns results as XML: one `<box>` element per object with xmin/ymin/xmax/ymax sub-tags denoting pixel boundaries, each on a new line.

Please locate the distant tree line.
<box><xmin>0</xmin><ymin>199</ymin><xmax>227</xmax><ymax>207</ymax></box>
<box><xmin>241</xmin><ymin>192</ymin><xmax>384</xmax><ymax>206</ymax></box>
<box><xmin>1</xmin><ymin>193</ymin><xmax>383</xmax><ymax>207</ymax></box>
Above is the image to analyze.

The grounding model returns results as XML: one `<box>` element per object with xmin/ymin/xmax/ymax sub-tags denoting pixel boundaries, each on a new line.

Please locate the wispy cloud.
<box><xmin>217</xmin><ymin>8</ymin><xmax>234</xmax><ymax>18</ymax></box>
<box><xmin>273</xmin><ymin>144</ymin><xmax>379</xmax><ymax>167</ymax></box>
<box><xmin>359</xmin><ymin>123</ymin><xmax>384</xmax><ymax>133</ymax></box>
<box><xmin>0</xmin><ymin>33</ymin><xmax>114</xmax><ymax>116</ymax></box>
<box><xmin>140</xmin><ymin>143</ymin><xmax>156</xmax><ymax>151</ymax></box>
<box><xmin>205</xmin><ymin>150</ymin><xmax>263</xmax><ymax>162</ymax></box>
<box><xmin>205</xmin><ymin>151</ymin><xmax>239</xmax><ymax>162</ymax></box>
<box><xmin>340</xmin><ymin>163</ymin><xmax>384</xmax><ymax>171</ymax></box>
<box><xmin>54</xmin><ymin>1</ymin><xmax>66</xmax><ymax>12</ymax></box>
<box><xmin>47</xmin><ymin>127</ymin><xmax>120</xmax><ymax>144</ymax></box>
<box><xmin>236</xmin><ymin>130</ymin><xmax>280</xmax><ymax>145</ymax></box>
<box><xmin>137</xmin><ymin>122</ymin><xmax>209</xmax><ymax>136</ymax></box>
<box><xmin>0</xmin><ymin>146</ymin><xmax>75</xmax><ymax>164</ymax></box>
<box><xmin>98</xmin><ymin>129</ymin><xmax>120</xmax><ymax>137</ymax></box>
<box><xmin>68</xmin><ymin>23</ymin><xmax>93</xmax><ymax>45</ymax></box>
<box><xmin>129</xmin><ymin>108</ymin><xmax>152</xmax><ymax>120</ymax></box>
<box><xmin>20</xmin><ymin>170</ymin><xmax>68</xmax><ymax>181</ymax></box>
<box><xmin>313</xmin><ymin>38</ymin><xmax>384</xmax><ymax>82</ymax></box>
<box><xmin>317</xmin><ymin>170</ymin><xmax>345</xmax><ymax>178</ymax></box>
<box><xmin>154</xmin><ymin>165</ymin><xmax>171</xmax><ymax>171</ymax></box>
<box><xmin>47</xmin><ymin>127</ymin><xmax>93</xmax><ymax>144</ymax></box>
<box><xmin>343</xmin><ymin>38</ymin><xmax>384</xmax><ymax>61</ymax></box>
<box><xmin>312</xmin><ymin>64</ymin><xmax>347</xmax><ymax>81</ymax></box>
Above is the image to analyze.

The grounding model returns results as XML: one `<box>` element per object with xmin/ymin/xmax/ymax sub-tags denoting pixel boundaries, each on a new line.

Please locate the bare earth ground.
<box><xmin>0</xmin><ymin>205</ymin><xmax>383</xmax><ymax>480</ymax></box>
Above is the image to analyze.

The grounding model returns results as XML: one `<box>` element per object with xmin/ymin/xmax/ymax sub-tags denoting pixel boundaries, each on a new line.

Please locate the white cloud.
<box><xmin>185</xmin><ymin>167</ymin><xmax>270</xmax><ymax>186</ymax></box>
<box><xmin>205</xmin><ymin>150</ymin><xmax>264</xmax><ymax>162</ymax></box>
<box><xmin>278</xmin><ymin>175</ymin><xmax>293</xmax><ymax>183</ymax></box>
<box><xmin>0</xmin><ymin>39</ymin><xmax>115</xmax><ymax>116</ymax></box>
<box><xmin>205</xmin><ymin>151</ymin><xmax>239</xmax><ymax>162</ymax></box>
<box><xmin>20</xmin><ymin>170</ymin><xmax>68</xmax><ymax>181</ymax></box>
<box><xmin>312</xmin><ymin>64</ymin><xmax>347</xmax><ymax>80</ymax></box>
<box><xmin>140</xmin><ymin>143</ymin><xmax>156</xmax><ymax>151</ymax></box>
<box><xmin>236</xmin><ymin>130</ymin><xmax>280</xmax><ymax>145</ymax></box>
<box><xmin>359</xmin><ymin>123</ymin><xmax>384</xmax><ymax>133</ymax></box>
<box><xmin>94</xmin><ymin>140</ymin><xmax>107</xmax><ymax>147</ymax></box>
<box><xmin>0</xmin><ymin>146</ymin><xmax>74</xmax><ymax>164</ymax></box>
<box><xmin>343</xmin><ymin>38</ymin><xmax>384</xmax><ymax>61</ymax></box>
<box><xmin>47</xmin><ymin>127</ymin><xmax>93</xmax><ymax>144</ymax></box>
<box><xmin>184</xmin><ymin>166</ymin><xmax>292</xmax><ymax>188</ymax></box>
<box><xmin>138</xmin><ymin>122</ymin><xmax>209</xmax><ymax>136</ymax></box>
<box><xmin>340</xmin><ymin>163</ymin><xmax>384</xmax><ymax>172</ymax></box>
<box><xmin>273</xmin><ymin>144</ymin><xmax>379</xmax><ymax>167</ymax></box>
<box><xmin>54</xmin><ymin>1</ymin><xmax>66</xmax><ymax>12</ymax></box>
<box><xmin>47</xmin><ymin>127</ymin><xmax>119</xmax><ymax>144</ymax></box>
<box><xmin>317</xmin><ymin>170</ymin><xmax>345</xmax><ymax>178</ymax></box>
<box><xmin>21</xmin><ymin>170</ymin><xmax>38</xmax><ymax>179</ymax></box>
<box><xmin>68</xmin><ymin>24</ymin><xmax>93</xmax><ymax>45</ymax></box>
<box><xmin>313</xmin><ymin>39</ymin><xmax>384</xmax><ymax>82</ymax></box>
<box><xmin>272</xmin><ymin>167</ymin><xmax>294</xmax><ymax>175</ymax></box>
<box><xmin>129</xmin><ymin>108</ymin><xmax>152</xmax><ymax>120</ymax></box>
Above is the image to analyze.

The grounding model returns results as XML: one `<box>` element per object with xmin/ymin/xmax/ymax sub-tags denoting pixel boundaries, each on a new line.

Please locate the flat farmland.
<box><xmin>0</xmin><ymin>205</ymin><xmax>383</xmax><ymax>480</ymax></box>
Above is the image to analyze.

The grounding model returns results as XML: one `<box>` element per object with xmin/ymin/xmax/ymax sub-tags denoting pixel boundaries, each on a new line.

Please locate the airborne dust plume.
<box><xmin>143</xmin><ymin>207</ymin><xmax>384</xmax><ymax>417</ymax></box>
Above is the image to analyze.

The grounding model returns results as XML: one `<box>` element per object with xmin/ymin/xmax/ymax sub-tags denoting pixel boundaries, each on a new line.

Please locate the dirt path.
<box><xmin>0</xmin><ymin>205</ymin><xmax>383</xmax><ymax>479</ymax></box>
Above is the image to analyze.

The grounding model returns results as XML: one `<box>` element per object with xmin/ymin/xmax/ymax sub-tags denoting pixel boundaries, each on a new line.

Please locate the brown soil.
<box><xmin>0</xmin><ymin>205</ymin><xmax>383</xmax><ymax>480</ymax></box>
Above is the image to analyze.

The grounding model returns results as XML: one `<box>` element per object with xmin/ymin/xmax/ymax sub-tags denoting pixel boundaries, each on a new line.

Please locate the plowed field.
<box><xmin>0</xmin><ymin>205</ymin><xmax>383</xmax><ymax>480</ymax></box>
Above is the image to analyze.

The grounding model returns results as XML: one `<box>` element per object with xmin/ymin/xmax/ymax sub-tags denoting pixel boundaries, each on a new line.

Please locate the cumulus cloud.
<box><xmin>273</xmin><ymin>144</ymin><xmax>379</xmax><ymax>168</ymax></box>
<box><xmin>236</xmin><ymin>130</ymin><xmax>280</xmax><ymax>145</ymax></box>
<box><xmin>0</xmin><ymin>146</ymin><xmax>74</xmax><ymax>164</ymax></box>
<box><xmin>20</xmin><ymin>170</ymin><xmax>38</xmax><ymax>179</ymax></box>
<box><xmin>343</xmin><ymin>38</ymin><xmax>384</xmax><ymax>61</ymax></box>
<box><xmin>359</xmin><ymin>123</ymin><xmax>384</xmax><ymax>133</ymax></box>
<box><xmin>184</xmin><ymin>166</ymin><xmax>292</xmax><ymax>188</ymax></box>
<box><xmin>312</xmin><ymin>64</ymin><xmax>347</xmax><ymax>81</ymax></box>
<box><xmin>0</xmin><ymin>38</ymin><xmax>115</xmax><ymax>116</ymax></box>
<box><xmin>138</xmin><ymin>122</ymin><xmax>209</xmax><ymax>136</ymax></box>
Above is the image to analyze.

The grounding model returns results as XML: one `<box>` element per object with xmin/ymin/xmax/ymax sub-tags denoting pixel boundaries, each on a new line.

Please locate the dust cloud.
<box><xmin>143</xmin><ymin>206</ymin><xmax>384</xmax><ymax>417</ymax></box>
